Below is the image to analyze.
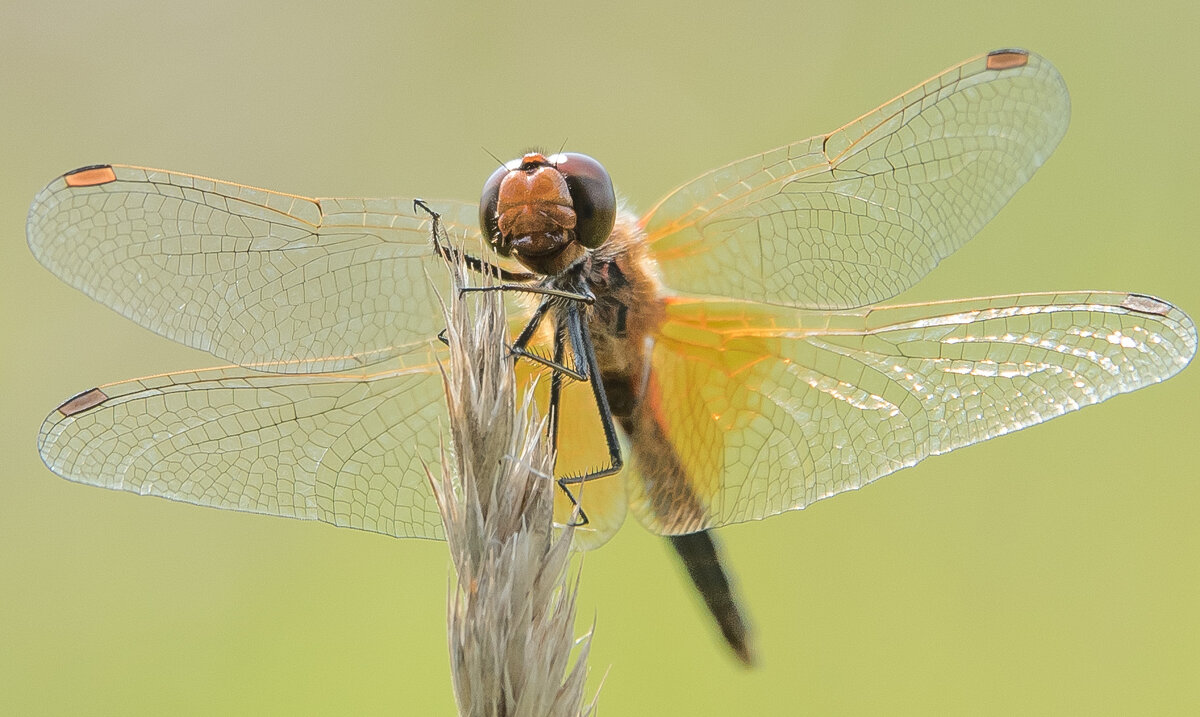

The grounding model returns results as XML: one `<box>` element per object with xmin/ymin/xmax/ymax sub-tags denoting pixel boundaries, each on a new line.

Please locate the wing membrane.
<box><xmin>37</xmin><ymin>344</ymin><xmax>451</xmax><ymax>539</ymax></box>
<box><xmin>27</xmin><ymin>164</ymin><xmax>481</xmax><ymax>372</ymax></box>
<box><xmin>627</xmin><ymin>292</ymin><xmax>1196</xmax><ymax>534</ymax></box>
<box><xmin>39</xmin><ymin>336</ymin><xmax>629</xmax><ymax>549</ymax></box>
<box><xmin>641</xmin><ymin>50</ymin><xmax>1070</xmax><ymax>310</ymax></box>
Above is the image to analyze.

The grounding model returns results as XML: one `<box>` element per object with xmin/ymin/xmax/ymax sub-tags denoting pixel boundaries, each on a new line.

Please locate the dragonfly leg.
<box><xmin>550</xmin><ymin>301</ymin><xmax>625</xmax><ymax>527</ymax></box>
<box><xmin>546</xmin><ymin>312</ymin><xmax>596</xmax><ymax>527</ymax></box>
<box><xmin>546</xmin><ymin>319</ymin><xmax>583</xmax><ymax>524</ymax></box>
<box><xmin>460</xmin><ymin>283</ymin><xmax>595</xmax><ymax>305</ymax></box>
<box><xmin>460</xmin><ymin>280</ymin><xmax>596</xmax><ymax>379</ymax></box>
<box><xmin>413</xmin><ymin>198</ymin><xmax>537</xmax><ymax>282</ymax></box>
<box><xmin>508</xmin><ymin>297</ymin><xmax>587</xmax><ymax>381</ymax></box>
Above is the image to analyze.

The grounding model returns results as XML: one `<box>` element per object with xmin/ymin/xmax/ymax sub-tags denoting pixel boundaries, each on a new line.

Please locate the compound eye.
<box><xmin>479</xmin><ymin>163</ymin><xmax>511</xmax><ymax>256</ymax></box>
<box><xmin>551</xmin><ymin>153</ymin><xmax>615</xmax><ymax>249</ymax></box>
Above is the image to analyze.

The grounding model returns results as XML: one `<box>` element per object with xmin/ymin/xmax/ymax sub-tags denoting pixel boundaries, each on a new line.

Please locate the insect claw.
<box><xmin>412</xmin><ymin>198</ymin><xmax>439</xmax><ymax>220</ymax></box>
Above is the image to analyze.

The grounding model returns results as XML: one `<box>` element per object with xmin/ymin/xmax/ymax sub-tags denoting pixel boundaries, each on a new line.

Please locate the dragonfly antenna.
<box><xmin>481</xmin><ymin>146</ymin><xmax>506</xmax><ymax>171</ymax></box>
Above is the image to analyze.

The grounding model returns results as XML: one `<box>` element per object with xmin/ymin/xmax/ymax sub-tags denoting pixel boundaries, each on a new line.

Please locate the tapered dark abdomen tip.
<box><xmin>668</xmin><ymin>530</ymin><xmax>755</xmax><ymax>666</ymax></box>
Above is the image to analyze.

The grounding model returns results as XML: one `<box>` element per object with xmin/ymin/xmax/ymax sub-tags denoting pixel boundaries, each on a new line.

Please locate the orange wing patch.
<box><xmin>626</xmin><ymin>293</ymin><xmax>1195</xmax><ymax>535</ymax></box>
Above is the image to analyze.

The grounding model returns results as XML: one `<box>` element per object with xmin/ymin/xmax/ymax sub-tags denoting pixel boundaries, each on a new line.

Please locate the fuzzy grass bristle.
<box><xmin>428</xmin><ymin>227</ymin><xmax>599</xmax><ymax>716</ymax></box>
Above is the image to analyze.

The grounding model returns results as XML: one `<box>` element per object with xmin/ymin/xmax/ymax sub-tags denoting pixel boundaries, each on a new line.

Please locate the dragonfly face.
<box><xmin>479</xmin><ymin>151</ymin><xmax>617</xmax><ymax>275</ymax></box>
<box><xmin>27</xmin><ymin>49</ymin><xmax>1197</xmax><ymax>663</ymax></box>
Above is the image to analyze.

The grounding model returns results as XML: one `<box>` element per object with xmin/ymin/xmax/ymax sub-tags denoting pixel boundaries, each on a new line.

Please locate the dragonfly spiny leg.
<box><xmin>413</xmin><ymin>198</ymin><xmax>536</xmax><ymax>282</ymax></box>
<box><xmin>548</xmin><ymin>301</ymin><xmax>624</xmax><ymax>524</ymax></box>
<box><xmin>460</xmin><ymin>283</ymin><xmax>595</xmax><ymax>305</ymax></box>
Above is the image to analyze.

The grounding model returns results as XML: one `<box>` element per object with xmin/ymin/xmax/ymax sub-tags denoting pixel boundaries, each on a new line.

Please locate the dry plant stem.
<box><xmin>430</xmin><ymin>248</ymin><xmax>598</xmax><ymax>717</ymax></box>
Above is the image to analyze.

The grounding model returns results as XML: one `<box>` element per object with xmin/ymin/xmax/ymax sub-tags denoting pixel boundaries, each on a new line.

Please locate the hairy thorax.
<box><xmin>579</xmin><ymin>210</ymin><xmax>665</xmax><ymax>418</ymax></box>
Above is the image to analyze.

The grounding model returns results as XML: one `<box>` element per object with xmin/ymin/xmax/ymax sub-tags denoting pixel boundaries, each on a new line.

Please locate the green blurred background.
<box><xmin>2</xmin><ymin>1</ymin><xmax>1197</xmax><ymax>714</ymax></box>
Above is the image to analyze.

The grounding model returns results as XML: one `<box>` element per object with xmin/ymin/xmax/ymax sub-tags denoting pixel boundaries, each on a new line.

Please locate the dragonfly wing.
<box><xmin>641</xmin><ymin>50</ymin><xmax>1070</xmax><ymax>310</ymax></box>
<box><xmin>628</xmin><ymin>292</ymin><xmax>1196</xmax><ymax>534</ymax></box>
<box><xmin>37</xmin><ymin>344</ymin><xmax>451</xmax><ymax>539</ymax></box>
<box><xmin>27</xmin><ymin>164</ymin><xmax>481</xmax><ymax>372</ymax></box>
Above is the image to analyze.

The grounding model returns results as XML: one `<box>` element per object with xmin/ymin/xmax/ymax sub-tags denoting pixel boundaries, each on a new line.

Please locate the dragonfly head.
<box><xmin>480</xmin><ymin>152</ymin><xmax>616</xmax><ymax>276</ymax></box>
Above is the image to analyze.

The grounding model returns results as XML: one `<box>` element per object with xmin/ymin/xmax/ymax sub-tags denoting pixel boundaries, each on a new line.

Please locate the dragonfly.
<box><xmin>28</xmin><ymin>49</ymin><xmax>1196</xmax><ymax>665</ymax></box>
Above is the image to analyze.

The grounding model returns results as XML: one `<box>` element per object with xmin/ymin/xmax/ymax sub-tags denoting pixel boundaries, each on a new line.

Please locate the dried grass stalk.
<box><xmin>429</xmin><ymin>244</ymin><xmax>599</xmax><ymax>717</ymax></box>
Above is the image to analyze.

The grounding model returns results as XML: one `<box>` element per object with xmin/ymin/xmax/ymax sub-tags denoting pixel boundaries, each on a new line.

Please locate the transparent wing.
<box><xmin>641</xmin><ymin>49</ymin><xmax>1070</xmax><ymax>310</ymax></box>
<box><xmin>626</xmin><ymin>292</ymin><xmax>1196</xmax><ymax>534</ymax></box>
<box><xmin>38</xmin><ymin>337</ymin><xmax>631</xmax><ymax>548</ymax></box>
<box><xmin>37</xmin><ymin>344</ymin><xmax>451</xmax><ymax>539</ymax></box>
<box><xmin>27</xmin><ymin>164</ymin><xmax>482</xmax><ymax>373</ymax></box>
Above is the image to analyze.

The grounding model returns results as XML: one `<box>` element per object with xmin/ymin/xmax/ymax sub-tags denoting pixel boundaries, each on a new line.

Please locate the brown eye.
<box><xmin>551</xmin><ymin>152</ymin><xmax>616</xmax><ymax>249</ymax></box>
<box><xmin>479</xmin><ymin>163</ymin><xmax>511</xmax><ymax>255</ymax></box>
